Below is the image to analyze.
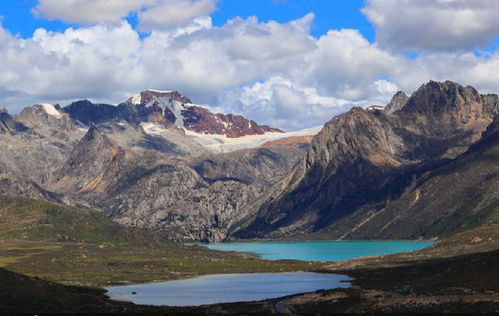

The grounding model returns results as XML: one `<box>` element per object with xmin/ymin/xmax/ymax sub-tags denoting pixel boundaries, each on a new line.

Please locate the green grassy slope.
<box><xmin>0</xmin><ymin>196</ymin><xmax>323</xmax><ymax>287</ymax></box>
<box><xmin>0</xmin><ymin>196</ymin><xmax>162</xmax><ymax>245</ymax></box>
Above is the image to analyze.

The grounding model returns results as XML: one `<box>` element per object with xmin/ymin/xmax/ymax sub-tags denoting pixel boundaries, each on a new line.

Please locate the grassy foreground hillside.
<box><xmin>0</xmin><ymin>196</ymin><xmax>322</xmax><ymax>288</ymax></box>
<box><xmin>1</xmin><ymin>195</ymin><xmax>497</xmax><ymax>313</ymax></box>
<box><xmin>280</xmin><ymin>224</ymin><xmax>499</xmax><ymax>314</ymax></box>
<box><xmin>2</xmin><ymin>217</ymin><xmax>497</xmax><ymax>314</ymax></box>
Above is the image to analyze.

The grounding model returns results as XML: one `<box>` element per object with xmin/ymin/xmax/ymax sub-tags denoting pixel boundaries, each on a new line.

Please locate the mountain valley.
<box><xmin>0</xmin><ymin>81</ymin><xmax>498</xmax><ymax>244</ymax></box>
<box><xmin>0</xmin><ymin>80</ymin><xmax>498</xmax><ymax>313</ymax></box>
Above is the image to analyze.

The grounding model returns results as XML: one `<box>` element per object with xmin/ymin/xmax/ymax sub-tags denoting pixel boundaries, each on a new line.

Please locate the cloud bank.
<box><xmin>1</xmin><ymin>1</ymin><xmax>499</xmax><ymax>131</ymax></box>
<box><xmin>32</xmin><ymin>0</ymin><xmax>218</xmax><ymax>29</ymax></box>
<box><xmin>363</xmin><ymin>0</ymin><xmax>499</xmax><ymax>51</ymax></box>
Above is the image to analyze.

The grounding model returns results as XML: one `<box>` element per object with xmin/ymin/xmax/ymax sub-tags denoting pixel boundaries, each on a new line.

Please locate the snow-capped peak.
<box><xmin>127</xmin><ymin>89</ymin><xmax>192</xmax><ymax>106</ymax></box>
<box><xmin>39</xmin><ymin>103</ymin><xmax>62</xmax><ymax>118</ymax></box>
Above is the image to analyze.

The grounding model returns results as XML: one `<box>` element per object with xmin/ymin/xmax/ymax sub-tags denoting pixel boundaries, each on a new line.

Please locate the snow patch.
<box><xmin>367</xmin><ymin>105</ymin><xmax>385</xmax><ymax>112</ymax></box>
<box><xmin>141</xmin><ymin>122</ymin><xmax>168</xmax><ymax>135</ymax></box>
<box><xmin>145</xmin><ymin>98</ymin><xmax>187</xmax><ymax>127</ymax></box>
<box><xmin>170</xmin><ymin>100</ymin><xmax>186</xmax><ymax>127</ymax></box>
<box><xmin>130</xmin><ymin>94</ymin><xmax>142</xmax><ymax>105</ymax></box>
<box><xmin>184</xmin><ymin>125</ymin><xmax>323</xmax><ymax>153</ymax></box>
<box><xmin>39</xmin><ymin>103</ymin><xmax>62</xmax><ymax>118</ymax></box>
<box><xmin>147</xmin><ymin>89</ymin><xmax>173</xmax><ymax>94</ymax></box>
<box><xmin>141</xmin><ymin>122</ymin><xmax>322</xmax><ymax>153</ymax></box>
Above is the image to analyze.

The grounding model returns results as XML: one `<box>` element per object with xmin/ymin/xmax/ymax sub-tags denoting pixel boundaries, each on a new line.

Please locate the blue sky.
<box><xmin>0</xmin><ymin>0</ymin><xmax>498</xmax><ymax>130</ymax></box>
<box><xmin>1</xmin><ymin>0</ymin><xmax>69</xmax><ymax>37</ymax></box>
<box><xmin>2</xmin><ymin>0</ymin><xmax>375</xmax><ymax>40</ymax></box>
<box><xmin>211</xmin><ymin>0</ymin><xmax>374</xmax><ymax>39</ymax></box>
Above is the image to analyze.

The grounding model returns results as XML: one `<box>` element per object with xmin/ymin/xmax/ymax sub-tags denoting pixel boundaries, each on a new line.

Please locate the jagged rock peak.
<box><xmin>398</xmin><ymin>80</ymin><xmax>498</xmax><ymax>130</ymax></box>
<box><xmin>84</xmin><ymin>124</ymin><xmax>103</xmax><ymax>139</ymax></box>
<box><xmin>406</xmin><ymin>80</ymin><xmax>481</xmax><ymax>110</ymax></box>
<box><xmin>63</xmin><ymin>100</ymin><xmax>121</xmax><ymax>125</ymax></box>
<box><xmin>17</xmin><ymin>103</ymin><xmax>78</xmax><ymax>132</ymax></box>
<box><xmin>80</xmin><ymin>124</ymin><xmax>115</xmax><ymax>148</ymax></box>
<box><xmin>129</xmin><ymin>89</ymin><xmax>192</xmax><ymax>105</ymax></box>
<box><xmin>385</xmin><ymin>91</ymin><xmax>409</xmax><ymax>115</ymax></box>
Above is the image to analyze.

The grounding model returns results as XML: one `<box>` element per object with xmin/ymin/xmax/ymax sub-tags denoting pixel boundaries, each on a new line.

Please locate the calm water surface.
<box><xmin>108</xmin><ymin>241</ymin><xmax>433</xmax><ymax>306</ymax></box>
<box><xmin>203</xmin><ymin>240</ymin><xmax>434</xmax><ymax>261</ymax></box>
<box><xmin>107</xmin><ymin>272</ymin><xmax>352</xmax><ymax>306</ymax></box>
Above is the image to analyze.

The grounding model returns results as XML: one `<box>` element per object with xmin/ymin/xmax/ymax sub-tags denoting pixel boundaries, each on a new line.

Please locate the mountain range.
<box><xmin>1</xmin><ymin>81</ymin><xmax>498</xmax><ymax>242</ymax></box>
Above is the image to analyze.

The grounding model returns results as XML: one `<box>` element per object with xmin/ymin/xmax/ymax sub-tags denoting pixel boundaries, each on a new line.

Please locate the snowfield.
<box><xmin>141</xmin><ymin>122</ymin><xmax>322</xmax><ymax>153</ymax></box>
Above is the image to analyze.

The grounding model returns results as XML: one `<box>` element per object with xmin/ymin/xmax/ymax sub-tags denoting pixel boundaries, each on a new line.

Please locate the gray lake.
<box><xmin>107</xmin><ymin>272</ymin><xmax>352</xmax><ymax>306</ymax></box>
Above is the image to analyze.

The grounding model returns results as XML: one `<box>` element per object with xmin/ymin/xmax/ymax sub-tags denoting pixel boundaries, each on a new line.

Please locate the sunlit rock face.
<box><xmin>233</xmin><ymin>81</ymin><xmax>499</xmax><ymax>241</ymax></box>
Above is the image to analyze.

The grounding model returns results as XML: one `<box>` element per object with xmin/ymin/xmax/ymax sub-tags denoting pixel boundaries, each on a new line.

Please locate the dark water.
<box><xmin>204</xmin><ymin>240</ymin><xmax>434</xmax><ymax>261</ymax></box>
<box><xmin>107</xmin><ymin>272</ymin><xmax>352</xmax><ymax>306</ymax></box>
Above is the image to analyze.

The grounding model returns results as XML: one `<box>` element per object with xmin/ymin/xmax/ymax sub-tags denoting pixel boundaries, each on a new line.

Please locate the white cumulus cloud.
<box><xmin>363</xmin><ymin>0</ymin><xmax>499</xmax><ymax>51</ymax></box>
<box><xmin>217</xmin><ymin>76</ymin><xmax>373</xmax><ymax>130</ymax></box>
<box><xmin>32</xmin><ymin>0</ymin><xmax>151</xmax><ymax>25</ymax></box>
<box><xmin>138</xmin><ymin>0</ymin><xmax>218</xmax><ymax>31</ymax></box>
<box><xmin>2</xmin><ymin>11</ymin><xmax>499</xmax><ymax>130</ymax></box>
<box><xmin>32</xmin><ymin>0</ymin><xmax>218</xmax><ymax>29</ymax></box>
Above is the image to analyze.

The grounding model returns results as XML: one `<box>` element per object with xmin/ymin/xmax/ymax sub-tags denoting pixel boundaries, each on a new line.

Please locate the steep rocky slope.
<box><xmin>0</xmin><ymin>161</ymin><xmax>48</xmax><ymax>200</ymax></box>
<box><xmin>44</xmin><ymin>124</ymin><xmax>308</xmax><ymax>242</ymax></box>
<box><xmin>0</xmin><ymin>95</ymin><xmax>308</xmax><ymax>243</ymax></box>
<box><xmin>188</xmin><ymin>139</ymin><xmax>310</xmax><ymax>187</ymax></box>
<box><xmin>233</xmin><ymin>81</ymin><xmax>499</xmax><ymax>240</ymax></box>
<box><xmin>1</xmin><ymin>81</ymin><xmax>497</xmax><ymax>243</ymax></box>
<box><xmin>0</xmin><ymin>88</ymin><xmax>308</xmax><ymax>242</ymax></box>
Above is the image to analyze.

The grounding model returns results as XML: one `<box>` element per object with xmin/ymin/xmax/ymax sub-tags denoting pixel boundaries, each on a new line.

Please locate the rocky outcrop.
<box><xmin>385</xmin><ymin>91</ymin><xmax>409</xmax><ymax>115</ymax></box>
<box><xmin>233</xmin><ymin>81</ymin><xmax>499</xmax><ymax>240</ymax></box>
<box><xmin>64</xmin><ymin>100</ymin><xmax>123</xmax><ymax>125</ymax></box>
<box><xmin>48</xmin><ymin>125</ymin><xmax>126</xmax><ymax>195</ymax></box>
<box><xmin>188</xmin><ymin>139</ymin><xmax>309</xmax><ymax>187</ymax></box>
<box><xmin>181</xmin><ymin>106</ymin><xmax>282</xmax><ymax>137</ymax></box>
<box><xmin>0</xmin><ymin>111</ymin><xmax>29</xmax><ymax>134</ymax></box>
<box><xmin>18</xmin><ymin>104</ymin><xmax>77</xmax><ymax>137</ymax></box>
<box><xmin>0</xmin><ymin>161</ymin><xmax>47</xmax><ymax>200</ymax></box>
<box><xmin>129</xmin><ymin>89</ymin><xmax>192</xmax><ymax>105</ymax></box>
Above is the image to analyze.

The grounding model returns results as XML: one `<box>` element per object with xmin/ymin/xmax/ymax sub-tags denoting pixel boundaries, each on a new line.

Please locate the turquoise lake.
<box><xmin>107</xmin><ymin>272</ymin><xmax>352</xmax><ymax>306</ymax></box>
<box><xmin>203</xmin><ymin>240</ymin><xmax>434</xmax><ymax>261</ymax></box>
<box><xmin>107</xmin><ymin>241</ymin><xmax>433</xmax><ymax>306</ymax></box>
